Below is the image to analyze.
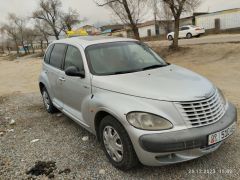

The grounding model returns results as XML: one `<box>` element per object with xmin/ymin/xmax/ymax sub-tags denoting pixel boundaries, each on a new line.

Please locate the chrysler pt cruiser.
<box><xmin>39</xmin><ymin>36</ymin><xmax>237</xmax><ymax>170</ymax></box>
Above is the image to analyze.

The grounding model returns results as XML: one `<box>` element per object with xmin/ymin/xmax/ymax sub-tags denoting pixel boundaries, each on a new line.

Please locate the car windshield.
<box><xmin>85</xmin><ymin>41</ymin><xmax>168</xmax><ymax>75</ymax></box>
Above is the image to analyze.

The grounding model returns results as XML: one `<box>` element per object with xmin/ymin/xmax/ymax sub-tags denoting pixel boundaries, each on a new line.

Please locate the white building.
<box><xmin>138</xmin><ymin>20</ymin><xmax>171</xmax><ymax>38</ymax></box>
<box><xmin>196</xmin><ymin>8</ymin><xmax>240</xmax><ymax>30</ymax></box>
<box><xmin>137</xmin><ymin>18</ymin><xmax>194</xmax><ymax>38</ymax></box>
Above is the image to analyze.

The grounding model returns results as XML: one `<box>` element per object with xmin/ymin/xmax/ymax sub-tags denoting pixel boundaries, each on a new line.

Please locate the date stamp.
<box><xmin>188</xmin><ymin>168</ymin><xmax>233</xmax><ymax>175</ymax></box>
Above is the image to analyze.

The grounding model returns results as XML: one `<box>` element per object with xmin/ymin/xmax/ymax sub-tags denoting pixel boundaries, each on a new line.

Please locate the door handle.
<box><xmin>59</xmin><ymin>77</ymin><xmax>66</xmax><ymax>82</ymax></box>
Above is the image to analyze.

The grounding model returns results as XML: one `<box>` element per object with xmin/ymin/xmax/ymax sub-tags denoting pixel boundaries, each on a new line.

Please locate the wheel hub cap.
<box><xmin>103</xmin><ymin>126</ymin><xmax>123</xmax><ymax>162</ymax></box>
<box><xmin>42</xmin><ymin>91</ymin><xmax>50</xmax><ymax>110</ymax></box>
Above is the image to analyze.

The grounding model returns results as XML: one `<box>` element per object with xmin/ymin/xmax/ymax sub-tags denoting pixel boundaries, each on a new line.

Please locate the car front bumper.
<box><xmin>131</xmin><ymin>102</ymin><xmax>237</xmax><ymax>166</ymax></box>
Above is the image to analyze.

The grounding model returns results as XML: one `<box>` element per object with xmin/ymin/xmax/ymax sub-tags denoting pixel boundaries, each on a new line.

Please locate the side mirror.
<box><xmin>65</xmin><ymin>66</ymin><xmax>85</xmax><ymax>78</ymax></box>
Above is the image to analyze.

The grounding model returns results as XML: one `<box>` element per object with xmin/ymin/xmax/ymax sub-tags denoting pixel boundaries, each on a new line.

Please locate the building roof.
<box><xmin>137</xmin><ymin>20</ymin><xmax>173</xmax><ymax>28</ymax></box>
<box><xmin>100</xmin><ymin>24</ymin><xmax>124</xmax><ymax>31</ymax></box>
<box><xmin>51</xmin><ymin>36</ymin><xmax>137</xmax><ymax>49</ymax></box>
<box><xmin>196</xmin><ymin>8</ymin><xmax>240</xmax><ymax>18</ymax></box>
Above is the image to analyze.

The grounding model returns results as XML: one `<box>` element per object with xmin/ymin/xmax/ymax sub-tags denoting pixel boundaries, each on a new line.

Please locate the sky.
<box><xmin>0</xmin><ymin>0</ymin><xmax>239</xmax><ymax>26</ymax></box>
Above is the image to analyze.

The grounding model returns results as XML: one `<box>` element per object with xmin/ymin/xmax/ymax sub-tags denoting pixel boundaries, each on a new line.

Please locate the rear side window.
<box><xmin>49</xmin><ymin>44</ymin><xmax>66</xmax><ymax>69</ymax></box>
<box><xmin>180</xmin><ymin>27</ymin><xmax>189</xmax><ymax>31</ymax></box>
<box><xmin>64</xmin><ymin>46</ymin><xmax>84</xmax><ymax>71</ymax></box>
<box><xmin>44</xmin><ymin>44</ymin><xmax>54</xmax><ymax>64</ymax></box>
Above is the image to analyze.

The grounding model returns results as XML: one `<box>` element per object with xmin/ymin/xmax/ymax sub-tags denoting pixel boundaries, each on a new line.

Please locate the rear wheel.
<box><xmin>186</xmin><ymin>33</ymin><xmax>192</xmax><ymax>39</ymax></box>
<box><xmin>41</xmin><ymin>87</ymin><xmax>58</xmax><ymax>113</ymax></box>
<box><xmin>99</xmin><ymin>115</ymin><xmax>139</xmax><ymax>170</ymax></box>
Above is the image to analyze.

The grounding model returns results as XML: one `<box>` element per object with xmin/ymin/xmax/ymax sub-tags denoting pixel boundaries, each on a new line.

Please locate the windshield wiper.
<box><xmin>142</xmin><ymin>64</ymin><xmax>167</xmax><ymax>70</ymax></box>
<box><xmin>109</xmin><ymin>68</ymin><xmax>144</xmax><ymax>75</ymax></box>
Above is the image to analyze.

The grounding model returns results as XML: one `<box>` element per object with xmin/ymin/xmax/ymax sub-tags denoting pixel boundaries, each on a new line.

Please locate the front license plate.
<box><xmin>208</xmin><ymin>122</ymin><xmax>236</xmax><ymax>145</ymax></box>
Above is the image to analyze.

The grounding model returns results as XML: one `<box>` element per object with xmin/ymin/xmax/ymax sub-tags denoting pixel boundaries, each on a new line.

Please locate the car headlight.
<box><xmin>126</xmin><ymin>112</ymin><xmax>173</xmax><ymax>130</ymax></box>
<box><xmin>218</xmin><ymin>88</ymin><xmax>227</xmax><ymax>105</ymax></box>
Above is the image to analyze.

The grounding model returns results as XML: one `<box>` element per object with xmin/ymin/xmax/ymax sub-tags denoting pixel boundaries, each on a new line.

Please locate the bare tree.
<box><xmin>96</xmin><ymin>0</ymin><xmax>147</xmax><ymax>40</ymax></box>
<box><xmin>150</xmin><ymin>0</ymin><xmax>173</xmax><ymax>34</ymax></box>
<box><xmin>8</xmin><ymin>14</ymin><xmax>28</xmax><ymax>54</ymax></box>
<box><xmin>0</xmin><ymin>29</ymin><xmax>5</xmax><ymax>54</ymax></box>
<box><xmin>34</xmin><ymin>19</ymin><xmax>51</xmax><ymax>46</ymax></box>
<box><xmin>161</xmin><ymin>0</ymin><xmax>201</xmax><ymax>49</ymax></box>
<box><xmin>1</xmin><ymin>24</ymin><xmax>19</xmax><ymax>55</ymax></box>
<box><xmin>25</xmin><ymin>28</ymin><xmax>38</xmax><ymax>54</ymax></box>
<box><xmin>33</xmin><ymin>0</ymin><xmax>63</xmax><ymax>40</ymax></box>
<box><xmin>61</xmin><ymin>8</ymin><xmax>82</xmax><ymax>34</ymax></box>
<box><xmin>5</xmin><ymin>39</ymin><xmax>13</xmax><ymax>54</ymax></box>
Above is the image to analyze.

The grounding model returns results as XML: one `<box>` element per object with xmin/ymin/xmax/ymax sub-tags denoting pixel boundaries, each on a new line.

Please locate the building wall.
<box><xmin>138</xmin><ymin>24</ymin><xmax>168</xmax><ymax>38</ymax></box>
<box><xmin>139</xmin><ymin>25</ymin><xmax>156</xmax><ymax>38</ymax></box>
<box><xmin>180</xmin><ymin>18</ymin><xmax>193</xmax><ymax>26</ymax></box>
<box><xmin>196</xmin><ymin>9</ymin><xmax>240</xmax><ymax>30</ymax></box>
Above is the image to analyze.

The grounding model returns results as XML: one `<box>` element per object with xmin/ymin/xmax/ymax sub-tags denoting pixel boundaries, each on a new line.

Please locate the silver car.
<box><xmin>39</xmin><ymin>36</ymin><xmax>237</xmax><ymax>170</ymax></box>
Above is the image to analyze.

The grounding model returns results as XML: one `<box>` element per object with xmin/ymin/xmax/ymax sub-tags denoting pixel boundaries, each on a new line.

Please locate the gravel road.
<box><xmin>0</xmin><ymin>43</ymin><xmax>240</xmax><ymax>179</ymax></box>
<box><xmin>0</xmin><ymin>93</ymin><xmax>239</xmax><ymax>180</ymax></box>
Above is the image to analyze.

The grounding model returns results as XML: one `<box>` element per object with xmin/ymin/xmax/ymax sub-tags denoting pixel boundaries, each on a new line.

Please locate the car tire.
<box><xmin>186</xmin><ymin>33</ymin><xmax>192</xmax><ymax>39</ymax></box>
<box><xmin>41</xmin><ymin>87</ymin><xmax>58</xmax><ymax>113</ymax></box>
<box><xmin>99</xmin><ymin>115</ymin><xmax>139</xmax><ymax>170</ymax></box>
<box><xmin>168</xmin><ymin>35</ymin><xmax>173</xmax><ymax>41</ymax></box>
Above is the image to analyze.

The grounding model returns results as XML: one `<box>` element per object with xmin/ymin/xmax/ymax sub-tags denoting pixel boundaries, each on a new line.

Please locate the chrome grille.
<box><xmin>175</xmin><ymin>90</ymin><xmax>226</xmax><ymax>127</ymax></box>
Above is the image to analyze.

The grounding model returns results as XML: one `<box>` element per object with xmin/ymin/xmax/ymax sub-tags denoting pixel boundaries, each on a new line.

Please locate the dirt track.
<box><xmin>149</xmin><ymin>34</ymin><xmax>240</xmax><ymax>46</ymax></box>
<box><xmin>0</xmin><ymin>43</ymin><xmax>240</xmax><ymax>179</ymax></box>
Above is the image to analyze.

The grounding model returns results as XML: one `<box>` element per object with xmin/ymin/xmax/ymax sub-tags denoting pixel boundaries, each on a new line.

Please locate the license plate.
<box><xmin>208</xmin><ymin>122</ymin><xmax>236</xmax><ymax>145</ymax></box>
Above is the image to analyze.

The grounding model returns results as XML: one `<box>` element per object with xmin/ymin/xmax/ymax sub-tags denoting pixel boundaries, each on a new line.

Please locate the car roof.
<box><xmin>181</xmin><ymin>25</ymin><xmax>197</xmax><ymax>27</ymax></box>
<box><xmin>52</xmin><ymin>36</ymin><xmax>138</xmax><ymax>49</ymax></box>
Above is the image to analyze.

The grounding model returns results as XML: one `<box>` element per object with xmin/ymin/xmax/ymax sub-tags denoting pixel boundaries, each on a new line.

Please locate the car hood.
<box><xmin>92</xmin><ymin>64</ymin><xmax>215</xmax><ymax>102</ymax></box>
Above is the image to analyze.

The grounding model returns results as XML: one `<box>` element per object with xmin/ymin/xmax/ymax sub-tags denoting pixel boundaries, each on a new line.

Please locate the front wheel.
<box><xmin>99</xmin><ymin>115</ymin><xmax>139</xmax><ymax>170</ymax></box>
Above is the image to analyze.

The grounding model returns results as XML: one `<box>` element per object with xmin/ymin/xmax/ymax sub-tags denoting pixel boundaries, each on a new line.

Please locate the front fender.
<box><xmin>88</xmin><ymin>87</ymin><xmax>186</xmax><ymax>135</ymax></box>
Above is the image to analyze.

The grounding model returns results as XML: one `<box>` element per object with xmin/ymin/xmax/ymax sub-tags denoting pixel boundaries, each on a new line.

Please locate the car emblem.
<box><xmin>195</xmin><ymin>91</ymin><xmax>213</xmax><ymax>99</ymax></box>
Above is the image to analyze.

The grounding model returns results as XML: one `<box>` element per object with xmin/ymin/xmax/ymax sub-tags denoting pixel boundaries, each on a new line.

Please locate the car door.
<box><xmin>181</xmin><ymin>26</ymin><xmax>190</xmax><ymax>38</ymax></box>
<box><xmin>60</xmin><ymin>45</ymin><xmax>91</xmax><ymax>127</ymax></box>
<box><xmin>47</xmin><ymin>43</ymin><xmax>67</xmax><ymax>109</ymax></box>
<box><xmin>179</xmin><ymin>27</ymin><xmax>185</xmax><ymax>38</ymax></box>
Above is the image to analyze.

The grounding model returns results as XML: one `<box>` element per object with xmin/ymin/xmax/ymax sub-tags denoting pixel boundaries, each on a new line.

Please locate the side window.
<box><xmin>180</xmin><ymin>27</ymin><xmax>189</xmax><ymax>31</ymax></box>
<box><xmin>44</xmin><ymin>44</ymin><xmax>54</xmax><ymax>64</ymax></box>
<box><xmin>49</xmin><ymin>44</ymin><xmax>66</xmax><ymax>69</ymax></box>
<box><xmin>64</xmin><ymin>46</ymin><xmax>84</xmax><ymax>71</ymax></box>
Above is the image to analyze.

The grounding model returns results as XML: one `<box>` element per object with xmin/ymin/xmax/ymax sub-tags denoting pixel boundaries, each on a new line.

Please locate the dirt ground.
<box><xmin>0</xmin><ymin>43</ymin><xmax>240</xmax><ymax>179</ymax></box>
<box><xmin>0</xmin><ymin>55</ymin><xmax>42</xmax><ymax>95</ymax></box>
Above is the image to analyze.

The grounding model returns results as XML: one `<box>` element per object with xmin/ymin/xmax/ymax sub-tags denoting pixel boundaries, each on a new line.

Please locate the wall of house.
<box><xmin>180</xmin><ymin>18</ymin><xmax>193</xmax><ymax>26</ymax></box>
<box><xmin>196</xmin><ymin>9</ymin><xmax>240</xmax><ymax>30</ymax></box>
<box><xmin>138</xmin><ymin>24</ymin><xmax>168</xmax><ymax>38</ymax></box>
<box><xmin>139</xmin><ymin>25</ymin><xmax>156</xmax><ymax>38</ymax></box>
